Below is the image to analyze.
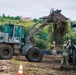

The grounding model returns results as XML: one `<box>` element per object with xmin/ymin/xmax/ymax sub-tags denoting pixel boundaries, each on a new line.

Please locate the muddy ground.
<box><xmin>0</xmin><ymin>55</ymin><xmax>76</xmax><ymax>75</ymax></box>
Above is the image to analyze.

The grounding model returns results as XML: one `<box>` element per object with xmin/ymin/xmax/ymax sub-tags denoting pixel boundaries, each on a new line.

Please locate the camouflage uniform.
<box><xmin>51</xmin><ymin>41</ymin><xmax>56</xmax><ymax>58</ymax></box>
<box><xmin>60</xmin><ymin>44</ymin><xmax>69</xmax><ymax>68</ymax></box>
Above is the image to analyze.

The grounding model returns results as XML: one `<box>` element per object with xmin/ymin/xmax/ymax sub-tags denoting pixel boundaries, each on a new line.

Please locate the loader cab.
<box><xmin>2</xmin><ymin>24</ymin><xmax>25</xmax><ymax>45</ymax></box>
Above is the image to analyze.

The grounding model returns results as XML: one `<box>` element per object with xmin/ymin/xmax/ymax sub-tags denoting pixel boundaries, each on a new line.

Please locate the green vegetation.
<box><xmin>63</xmin><ymin>20</ymin><xmax>76</xmax><ymax>44</ymax></box>
<box><xmin>0</xmin><ymin>15</ymin><xmax>76</xmax><ymax>50</ymax></box>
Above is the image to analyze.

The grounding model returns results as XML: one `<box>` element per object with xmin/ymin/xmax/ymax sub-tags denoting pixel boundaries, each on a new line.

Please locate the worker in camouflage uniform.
<box><xmin>51</xmin><ymin>41</ymin><xmax>56</xmax><ymax>59</ymax></box>
<box><xmin>60</xmin><ymin>41</ymin><xmax>70</xmax><ymax>69</ymax></box>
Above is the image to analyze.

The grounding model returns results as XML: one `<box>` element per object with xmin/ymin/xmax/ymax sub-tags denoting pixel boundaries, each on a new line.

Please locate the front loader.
<box><xmin>0</xmin><ymin>9</ymin><xmax>67</xmax><ymax>62</ymax></box>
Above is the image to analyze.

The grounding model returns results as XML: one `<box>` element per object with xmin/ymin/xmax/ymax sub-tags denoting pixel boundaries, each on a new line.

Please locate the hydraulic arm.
<box><xmin>27</xmin><ymin>9</ymin><xmax>67</xmax><ymax>39</ymax></box>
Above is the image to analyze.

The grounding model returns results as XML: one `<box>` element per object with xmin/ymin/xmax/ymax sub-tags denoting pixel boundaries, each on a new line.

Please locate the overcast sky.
<box><xmin>0</xmin><ymin>0</ymin><xmax>76</xmax><ymax>20</ymax></box>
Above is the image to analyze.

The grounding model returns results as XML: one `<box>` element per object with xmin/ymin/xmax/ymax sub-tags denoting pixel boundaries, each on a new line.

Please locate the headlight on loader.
<box><xmin>6</xmin><ymin>36</ymin><xmax>8</xmax><ymax>40</ymax></box>
<box><xmin>5</xmin><ymin>34</ymin><xmax>9</xmax><ymax>42</ymax></box>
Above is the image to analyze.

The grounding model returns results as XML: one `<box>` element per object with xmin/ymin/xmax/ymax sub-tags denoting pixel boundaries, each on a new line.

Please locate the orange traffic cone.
<box><xmin>17</xmin><ymin>63</ymin><xmax>23</xmax><ymax>75</ymax></box>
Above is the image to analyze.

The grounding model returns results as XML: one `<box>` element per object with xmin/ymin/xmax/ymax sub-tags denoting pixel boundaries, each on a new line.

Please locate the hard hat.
<box><xmin>68</xmin><ymin>40</ymin><xmax>71</xmax><ymax>42</ymax></box>
<box><xmin>53</xmin><ymin>41</ymin><xmax>55</xmax><ymax>44</ymax></box>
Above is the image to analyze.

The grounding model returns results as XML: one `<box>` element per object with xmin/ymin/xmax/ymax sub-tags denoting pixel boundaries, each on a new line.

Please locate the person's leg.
<box><xmin>53</xmin><ymin>50</ymin><xmax>56</xmax><ymax>56</ymax></box>
<box><xmin>52</xmin><ymin>50</ymin><xmax>55</xmax><ymax>59</ymax></box>
<box><xmin>54</xmin><ymin>50</ymin><xmax>56</xmax><ymax>56</ymax></box>
<box><xmin>65</xmin><ymin>56</ymin><xmax>69</xmax><ymax>67</ymax></box>
<box><xmin>60</xmin><ymin>56</ymin><xmax>64</xmax><ymax>68</ymax></box>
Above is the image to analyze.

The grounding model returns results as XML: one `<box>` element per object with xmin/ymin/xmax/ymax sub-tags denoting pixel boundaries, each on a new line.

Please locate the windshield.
<box><xmin>15</xmin><ymin>25</ymin><xmax>24</xmax><ymax>38</ymax></box>
<box><xmin>2</xmin><ymin>24</ymin><xmax>24</xmax><ymax>39</ymax></box>
<box><xmin>2</xmin><ymin>25</ymin><xmax>13</xmax><ymax>37</ymax></box>
<box><xmin>15</xmin><ymin>26</ymin><xmax>21</xmax><ymax>37</ymax></box>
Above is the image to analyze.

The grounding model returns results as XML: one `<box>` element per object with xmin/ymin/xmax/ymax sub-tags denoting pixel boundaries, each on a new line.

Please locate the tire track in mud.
<box><xmin>0</xmin><ymin>60</ymin><xmax>14</xmax><ymax>75</ymax></box>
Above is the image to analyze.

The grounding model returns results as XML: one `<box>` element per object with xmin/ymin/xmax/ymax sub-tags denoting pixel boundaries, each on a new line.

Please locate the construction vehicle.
<box><xmin>0</xmin><ymin>9</ymin><xmax>67</xmax><ymax>62</ymax></box>
<box><xmin>69</xmin><ymin>43</ymin><xmax>76</xmax><ymax>65</ymax></box>
<box><xmin>68</xmin><ymin>23</ymin><xmax>76</xmax><ymax>65</ymax></box>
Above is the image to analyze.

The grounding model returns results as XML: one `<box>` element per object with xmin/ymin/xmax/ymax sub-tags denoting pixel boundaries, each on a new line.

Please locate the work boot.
<box><xmin>60</xmin><ymin>66</ymin><xmax>64</xmax><ymax>70</ymax></box>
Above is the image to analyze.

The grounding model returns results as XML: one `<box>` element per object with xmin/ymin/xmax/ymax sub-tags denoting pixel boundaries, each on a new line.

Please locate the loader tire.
<box><xmin>0</xmin><ymin>44</ymin><xmax>5</xmax><ymax>58</ymax></box>
<box><xmin>25</xmin><ymin>55</ymin><xmax>28</xmax><ymax>59</ymax></box>
<box><xmin>0</xmin><ymin>44</ymin><xmax>13</xmax><ymax>59</ymax></box>
<box><xmin>27</xmin><ymin>47</ymin><xmax>43</xmax><ymax>62</ymax></box>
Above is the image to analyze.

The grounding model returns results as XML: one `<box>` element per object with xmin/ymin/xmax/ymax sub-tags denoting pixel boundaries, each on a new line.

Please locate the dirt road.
<box><xmin>0</xmin><ymin>60</ymin><xmax>13</xmax><ymax>75</ymax></box>
<box><xmin>0</xmin><ymin>55</ymin><xmax>76</xmax><ymax>75</ymax></box>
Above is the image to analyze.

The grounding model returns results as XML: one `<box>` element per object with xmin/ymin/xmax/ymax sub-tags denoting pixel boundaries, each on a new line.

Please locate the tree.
<box><xmin>33</xmin><ymin>18</ymin><xmax>38</xmax><ymax>23</ymax></box>
<box><xmin>2</xmin><ymin>14</ymin><xmax>6</xmax><ymax>18</ymax></box>
<box><xmin>15</xmin><ymin>16</ymin><xmax>20</xmax><ymax>20</ymax></box>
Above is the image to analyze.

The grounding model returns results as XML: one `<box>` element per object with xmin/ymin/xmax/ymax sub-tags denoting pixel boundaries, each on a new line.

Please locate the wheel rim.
<box><xmin>32</xmin><ymin>52</ymin><xmax>39</xmax><ymax>59</ymax></box>
<box><xmin>3</xmin><ymin>49</ymin><xmax>9</xmax><ymax>56</ymax></box>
